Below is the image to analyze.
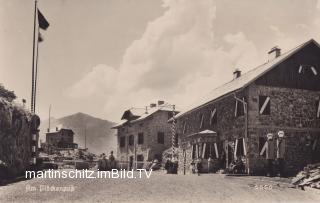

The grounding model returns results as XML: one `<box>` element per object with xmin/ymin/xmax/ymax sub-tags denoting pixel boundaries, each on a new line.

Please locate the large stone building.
<box><xmin>175</xmin><ymin>39</ymin><xmax>320</xmax><ymax>175</ymax></box>
<box><xmin>42</xmin><ymin>128</ymin><xmax>78</xmax><ymax>154</ymax></box>
<box><xmin>112</xmin><ymin>105</ymin><xmax>178</xmax><ymax>169</ymax></box>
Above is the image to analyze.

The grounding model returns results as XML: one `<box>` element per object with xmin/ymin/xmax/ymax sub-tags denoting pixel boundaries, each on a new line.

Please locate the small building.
<box><xmin>42</xmin><ymin>128</ymin><xmax>78</xmax><ymax>154</ymax></box>
<box><xmin>175</xmin><ymin>39</ymin><xmax>320</xmax><ymax>175</ymax></box>
<box><xmin>112</xmin><ymin>105</ymin><xmax>179</xmax><ymax>169</ymax></box>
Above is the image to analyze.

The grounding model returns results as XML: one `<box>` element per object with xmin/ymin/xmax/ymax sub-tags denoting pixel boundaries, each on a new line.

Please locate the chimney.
<box><xmin>233</xmin><ymin>69</ymin><xmax>241</xmax><ymax>79</ymax></box>
<box><xmin>268</xmin><ymin>46</ymin><xmax>281</xmax><ymax>61</ymax></box>
<box><xmin>56</xmin><ymin>127</ymin><xmax>58</xmax><ymax>131</ymax></box>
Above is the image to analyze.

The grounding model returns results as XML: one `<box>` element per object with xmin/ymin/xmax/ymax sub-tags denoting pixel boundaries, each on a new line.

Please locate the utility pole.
<box><xmin>48</xmin><ymin>104</ymin><xmax>51</xmax><ymax>132</ymax></box>
<box><xmin>84</xmin><ymin>126</ymin><xmax>87</xmax><ymax>150</ymax></box>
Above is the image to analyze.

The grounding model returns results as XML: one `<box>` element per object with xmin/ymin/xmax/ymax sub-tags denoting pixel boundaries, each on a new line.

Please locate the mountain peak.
<box><xmin>40</xmin><ymin>112</ymin><xmax>116</xmax><ymax>154</ymax></box>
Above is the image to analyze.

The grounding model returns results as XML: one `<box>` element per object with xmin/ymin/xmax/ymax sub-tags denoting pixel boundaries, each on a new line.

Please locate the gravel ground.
<box><xmin>0</xmin><ymin>170</ymin><xmax>319</xmax><ymax>203</ymax></box>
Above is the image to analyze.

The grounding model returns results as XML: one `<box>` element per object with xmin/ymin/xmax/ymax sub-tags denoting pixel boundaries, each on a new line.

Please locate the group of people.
<box><xmin>260</xmin><ymin>132</ymin><xmax>286</xmax><ymax>177</ymax></box>
<box><xmin>98</xmin><ymin>151</ymin><xmax>116</xmax><ymax>171</ymax></box>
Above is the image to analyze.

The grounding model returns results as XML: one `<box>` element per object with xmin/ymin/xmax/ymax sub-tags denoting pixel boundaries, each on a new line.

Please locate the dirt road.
<box><xmin>0</xmin><ymin>171</ymin><xmax>319</xmax><ymax>203</ymax></box>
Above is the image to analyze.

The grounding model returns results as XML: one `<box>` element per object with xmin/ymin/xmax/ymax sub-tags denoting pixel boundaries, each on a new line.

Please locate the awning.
<box><xmin>185</xmin><ymin>129</ymin><xmax>218</xmax><ymax>143</ymax></box>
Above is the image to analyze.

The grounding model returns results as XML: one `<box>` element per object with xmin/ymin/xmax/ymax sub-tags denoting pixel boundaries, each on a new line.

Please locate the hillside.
<box><xmin>39</xmin><ymin>112</ymin><xmax>116</xmax><ymax>155</ymax></box>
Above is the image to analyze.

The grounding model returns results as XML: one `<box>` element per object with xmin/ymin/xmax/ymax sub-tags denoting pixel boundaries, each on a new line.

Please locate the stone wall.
<box><xmin>247</xmin><ymin>84</ymin><xmax>320</xmax><ymax>175</ymax></box>
<box><xmin>176</xmin><ymin>89</ymin><xmax>248</xmax><ymax>174</ymax></box>
<box><xmin>0</xmin><ymin>98</ymin><xmax>32</xmax><ymax>177</ymax></box>
<box><xmin>176</xmin><ymin>83</ymin><xmax>320</xmax><ymax>175</ymax></box>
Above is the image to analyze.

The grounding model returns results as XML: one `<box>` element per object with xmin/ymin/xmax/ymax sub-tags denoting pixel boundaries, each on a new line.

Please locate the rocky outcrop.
<box><xmin>0</xmin><ymin>97</ymin><xmax>32</xmax><ymax>178</ymax></box>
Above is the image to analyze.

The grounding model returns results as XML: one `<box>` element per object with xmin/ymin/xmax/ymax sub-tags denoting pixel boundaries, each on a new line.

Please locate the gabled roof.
<box><xmin>112</xmin><ymin>106</ymin><xmax>179</xmax><ymax>129</ymax></box>
<box><xmin>176</xmin><ymin>39</ymin><xmax>320</xmax><ymax>119</ymax></box>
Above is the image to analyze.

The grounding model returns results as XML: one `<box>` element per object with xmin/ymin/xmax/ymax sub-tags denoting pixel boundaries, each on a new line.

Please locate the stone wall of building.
<box><xmin>247</xmin><ymin>84</ymin><xmax>320</xmax><ymax>175</ymax></box>
<box><xmin>0</xmin><ymin>98</ymin><xmax>33</xmax><ymax>177</ymax></box>
<box><xmin>176</xmin><ymin>89</ymin><xmax>248</xmax><ymax>174</ymax></box>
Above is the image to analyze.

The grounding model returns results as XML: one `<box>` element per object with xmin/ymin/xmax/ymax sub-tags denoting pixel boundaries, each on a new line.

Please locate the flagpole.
<box><xmin>34</xmin><ymin>25</ymin><xmax>40</xmax><ymax>113</ymax></box>
<box><xmin>31</xmin><ymin>0</ymin><xmax>38</xmax><ymax>114</ymax></box>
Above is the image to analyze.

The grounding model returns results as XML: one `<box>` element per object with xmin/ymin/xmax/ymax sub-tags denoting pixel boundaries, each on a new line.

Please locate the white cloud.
<box><xmin>65</xmin><ymin>0</ymin><xmax>262</xmax><ymax>121</ymax></box>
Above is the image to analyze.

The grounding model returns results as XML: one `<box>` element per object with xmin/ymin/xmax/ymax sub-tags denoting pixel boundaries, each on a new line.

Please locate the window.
<box><xmin>258</xmin><ymin>136</ymin><xmax>267</xmax><ymax>156</ymax></box>
<box><xmin>128</xmin><ymin>135</ymin><xmax>134</xmax><ymax>146</ymax></box>
<box><xmin>259</xmin><ymin>96</ymin><xmax>270</xmax><ymax>115</ymax></box>
<box><xmin>192</xmin><ymin>144</ymin><xmax>197</xmax><ymax>159</ymax></box>
<box><xmin>199</xmin><ymin>114</ymin><xmax>204</xmax><ymax>129</ymax></box>
<box><xmin>203</xmin><ymin>143</ymin><xmax>219</xmax><ymax>159</ymax></box>
<box><xmin>316</xmin><ymin>100</ymin><xmax>320</xmax><ymax>118</ymax></box>
<box><xmin>120</xmin><ymin>136</ymin><xmax>126</xmax><ymax>147</ymax></box>
<box><xmin>235</xmin><ymin>99</ymin><xmax>245</xmax><ymax>117</ymax></box>
<box><xmin>137</xmin><ymin>154</ymin><xmax>144</xmax><ymax>162</ymax></box>
<box><xmin>157</xmin><ymin>132</ymin><xmax>165</xmax><ymax>144</ymax></box>
<box><xmin>210</xmin><ymin>108</ymin><xmax>217</xmax><ymax>125</ymax></box>
<box><xmin>138</xmin><ymin>133</ymin><xmax>144</xmax><ymax>144</ymax></box>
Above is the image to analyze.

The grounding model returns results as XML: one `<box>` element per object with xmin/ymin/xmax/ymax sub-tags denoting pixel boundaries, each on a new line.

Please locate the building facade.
<box><xmin>113</xmin><ymin>107</ymin><xmax>178</xmax><ymax>169</ymax></box>
<box><xmin>175</xmin><ymin>39</ymin><xmax>320</xmax><ymax>175</ymax></box>
<box><xmin>42</xmin><ymin>128</ymin><xmax>78</xmax><ymax>154</ymax></box>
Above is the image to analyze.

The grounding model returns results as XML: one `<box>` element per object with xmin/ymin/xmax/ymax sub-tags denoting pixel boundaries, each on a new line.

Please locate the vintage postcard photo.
<box><xmin>0</xmin><ymin>0</ymin><xmax>320</xmax><ymax>202</ymax></box>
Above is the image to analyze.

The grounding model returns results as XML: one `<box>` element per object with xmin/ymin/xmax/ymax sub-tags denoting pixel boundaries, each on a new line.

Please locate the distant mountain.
<box><xmin>39</xmin><ymin>112</ymin><xmax>117</xmax><ymax>155</ymax></box>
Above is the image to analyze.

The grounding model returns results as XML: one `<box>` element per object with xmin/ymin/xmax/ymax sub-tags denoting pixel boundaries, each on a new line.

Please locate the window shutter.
<box><xmin>199</xmin><ymin>114</ymin><xmax>204</xmax><ymax>129</ymax></box>
<box><xmin>183</xmin><ymin>121</ymin><xmax>187</xmax><ymax>134</ymax></box>
<box><xmin>317</xmin><ymin>100</ymin><xmax>320</xmax><ymax>118</ymax></box>
<box><xmin>259</xmin><ymin>96</ymin><xmax>270</xmax><ymax>115</ymax></box>
<box><xmin>311</xmin><ymin>66</ymin><xmax>318</xmax><ymax>75</ymax></box>
<box><xmin>214</xmin><ymin>143</ymin><xmax>219</xmax><ymax>158</ymax></box>
<box><xmin>210</xmin><ymin>108</ymin><xmax>217</xmax><ymax>125</ymax></box>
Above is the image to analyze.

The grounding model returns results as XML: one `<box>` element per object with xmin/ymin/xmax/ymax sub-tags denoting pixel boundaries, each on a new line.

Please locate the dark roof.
<box><xmin>175</xmin><ymin>39</ymin><xmax>320</xmax><ymax>119</ymax></box>
<box><xmin>112</xmin><ymin>107</ymin><xmax>179</xmax><ymax>129</ymax></box>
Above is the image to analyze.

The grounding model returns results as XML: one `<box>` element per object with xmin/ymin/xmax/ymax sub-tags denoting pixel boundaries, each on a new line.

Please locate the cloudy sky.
<box><xmin>1</xmin><ymin>0</ymin><xmax>320</xmax><ymax>122</ymax></box>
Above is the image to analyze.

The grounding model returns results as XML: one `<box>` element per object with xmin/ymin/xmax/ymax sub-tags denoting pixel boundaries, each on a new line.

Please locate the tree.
<box><xmin>0</xmin><ymin>84</ymin><xmax>16</xmax><ymax>101</ymax></box>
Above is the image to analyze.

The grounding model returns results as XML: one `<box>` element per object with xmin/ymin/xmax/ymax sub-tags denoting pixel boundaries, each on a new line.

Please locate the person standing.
<box><xmin>276</xmin><ymin>131</ymin><xmax>286</xmax><ymax>177</ymax></box>
<box><xmin>260</xmin><ymin>133</ymin><xmax>276</xmax><ymax>177</ymax></box>
<box><xmin>109</xmin><ymin>151</ymin><xmax>116</xmax><ymax>169</ymax></box>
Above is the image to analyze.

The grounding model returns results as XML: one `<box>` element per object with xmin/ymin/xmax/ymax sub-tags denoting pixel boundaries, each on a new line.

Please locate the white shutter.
<box><xmin>183</xmin><ymin>121</ymin><xmax>187</xmax><ymax>134</ymax></box>
<box><xmin>202</xmin><ymin>143</ymin><xmax>206</xmax><ymax>158</ymax></box>
<box><xmin>234</xmin><ymin>139</ymin><xmax>238</xmax><ymax>159</ymax></box>
<box><xmin>196</xmin><ymin>144</ymin><xmax>199</xmax><ymax>159</ymax></box>
<box><xmin>235</xmin><ymin>100</ymin><xmax>238</xmax><ymax>117</ymax></box>
<box><xmin>243</xmin><ymin>138</ymin><xmax>247</xmax><ymax>156</ymax></box>
<box><xmin>260</xmin><ymin>141</ymin><xmax>267</xmax><ymax>156</ymax></box>
<box><xmin>210</xmin><ymin>108</ymin><xmax>216</xmax><ymax>125</ymax></box>
<box><xmin>317</xmin><ymin>101</ymin><xmax>320</xmax><ymax>118</ymax></box>
<box><xmin>260</xmin><ymin>97</ymin><xmax>270</xmax><ymax>114</ymax></box>
<box><xmin>311</xmin><ymin>66</ymin><xmax>318</xmax><ymax>75</ymax></box>
<box><xmin>214</xmin><ymin>143</ymin><xmax>219</xmax><ymax>158</ymax></box>
<box><xmin>200</xmin><ymin>115</ymin><xmax>204</xmax><ymax>128</ymax></box>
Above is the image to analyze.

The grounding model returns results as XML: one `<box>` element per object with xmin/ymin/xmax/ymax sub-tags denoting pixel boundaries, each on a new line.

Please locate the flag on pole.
<box><xmin>38</xmin><ymin>9</ymin><xmax>49</xmax><ymax>30</ymax></box>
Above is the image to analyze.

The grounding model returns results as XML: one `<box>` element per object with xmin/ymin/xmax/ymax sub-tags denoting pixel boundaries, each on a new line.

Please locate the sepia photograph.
<box><xmin>0</xmin><ymin>0</ymin><xmax>320</xmax><ymax>202</ymax></box>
